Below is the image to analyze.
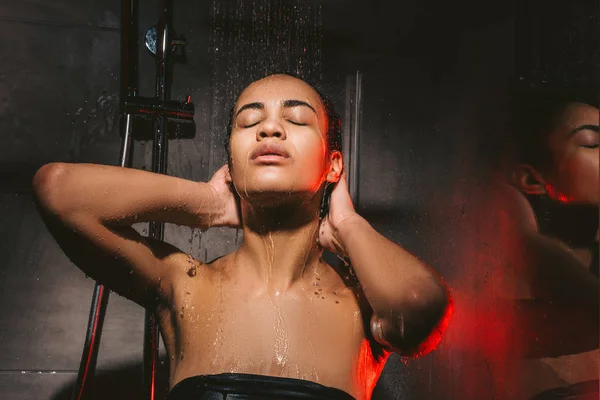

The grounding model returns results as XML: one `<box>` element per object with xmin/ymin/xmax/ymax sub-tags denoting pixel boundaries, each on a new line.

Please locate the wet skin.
<box><xmin>160</xmin><ymin>253</ymin><xmax>374</xmax><ymax>398</ymax></box>
<box><xmin>160</xmin><ymin>75</ymin><xmax>380</xmax><ymax>396</ymax></box>
<box><xmin>32</xmin><ymin>75</ymin><xmax>450</xmax><ymax>400</ymax></box>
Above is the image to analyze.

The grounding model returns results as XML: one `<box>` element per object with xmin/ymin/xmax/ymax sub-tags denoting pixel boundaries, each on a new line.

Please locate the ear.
<box><xmin>512</xmin><ymin>164</ymin><xmax>547</xmax><ymax>196</ymax></box>
<box><xmin>326</xmin><ymin>151</ymin><xmax>343</xmax><ymax>183</ymax></box>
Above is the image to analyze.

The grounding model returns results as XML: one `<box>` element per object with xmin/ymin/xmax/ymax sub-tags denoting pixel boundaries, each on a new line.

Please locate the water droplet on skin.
<box><xmin>187</xmin><ymin>255</ymin><xmax>197</xmax><ymax>277</ymax></box>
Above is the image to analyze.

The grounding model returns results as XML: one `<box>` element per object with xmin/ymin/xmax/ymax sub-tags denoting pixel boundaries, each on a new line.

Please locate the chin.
<box><xmin>237</xmin><ymin>184</ymin><xmax>317</xmax><ymax>209</ymax></box>
<box><xmin>564</xmin><ymin>188</ymin><xmax>600</xmax><ymax>205</ymax></box>
<box><xmin>554</xmin><ymin>196</ymin><xmax>600</xmax><ymax>206</ymax></box>
<box><xmin>236</xmin><ymin>182</ymin><xmax>292</xmax><ymax>201</ymax></box>
<box><xmin>233</xmin><ymin>168</ymin><xmax>322</xmax><ymax>201</ymax></box>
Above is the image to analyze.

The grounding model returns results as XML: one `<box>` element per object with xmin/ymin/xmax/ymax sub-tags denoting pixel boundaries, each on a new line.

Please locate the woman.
<box><xmin>33</xmin><ymin>74</ymin><xmax>452</xmax><ymax>400</ymax></box>
<box><xmin>509</xmin><ymin>83</ymin><xmax>599</xmax><ymax>399</ymax></box>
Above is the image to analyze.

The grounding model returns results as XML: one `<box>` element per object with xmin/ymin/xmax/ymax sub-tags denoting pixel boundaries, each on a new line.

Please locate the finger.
<box><xmin>331</xmin><ymin>172</ymin><xmax>346</xmax><ymax>189</ymax></box>
<box><xmin>330</xmin><ymin>173</ymin><xmax>354</xmax><ymax>209</ymax></box>
<box><xmin>224</xmin><ymin>165</ymin><xmax>233</xmax><ymax>183</ymax></box>
<box><xmin>211</xmin><ymin>165</ymin><xmax>226</xmax><ymax>180</ymax></box>
<box><xmin>332</xmin><ymin>172</ymin><xmax>349</xmax><ymax>193</ymax></box>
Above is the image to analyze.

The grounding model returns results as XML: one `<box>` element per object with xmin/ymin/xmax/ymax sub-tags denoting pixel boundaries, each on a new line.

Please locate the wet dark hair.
<box><xmin>509</xmin><ymin>82</ymin><xmax>598</xmax><ymax>170</ymax></box>
<box><xmin>223</xmin><ymin>74</ymin><xmax>342</xmax><ymax>162</ymax></box>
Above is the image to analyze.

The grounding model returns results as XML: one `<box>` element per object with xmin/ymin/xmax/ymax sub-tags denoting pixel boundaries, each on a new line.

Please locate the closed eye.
<box><xmin>288</xmin><ymin>120</ymin><xmax>307</xmax><ymax>126</ymax></box>
<box><xmin>578</xmin><ymin>131</ymin><xmax>599</xmax><ymax>148</ymax></box>
<box><xmin>243</xmin><ymin>121</ymin><xmax>260</xmax><ymax>128</ymax></box>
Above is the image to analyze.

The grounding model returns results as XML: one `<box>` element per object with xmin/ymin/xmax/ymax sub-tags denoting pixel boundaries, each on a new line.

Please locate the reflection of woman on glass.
<box><xmin>508</xmin><ymin>84</ymin><xmax>599</xmax><ymax>399</ymax></box>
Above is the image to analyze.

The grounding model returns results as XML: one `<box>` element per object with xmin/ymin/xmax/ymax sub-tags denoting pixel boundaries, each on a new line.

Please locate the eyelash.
<box><xmin>581</xmin><ymin>144</ymin><xmax>599</xmax><ymax>149</ymax></box>
<box><xmin>288</xmin><ymin>121</ymin><xmax>307</xmax><ymax>126</ymax></box>
<box><xmin>242</xmin><ymin>120</ymin><xmax>307</xmax><ymax>128</ymax></box>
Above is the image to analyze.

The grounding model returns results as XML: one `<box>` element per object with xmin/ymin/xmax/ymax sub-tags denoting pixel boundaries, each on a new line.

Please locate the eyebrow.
<box><xmin>283</xmin><ymin>99</ymin><xmax>317</xmax><ymax>114</ymax></box>
<box><xmin>234</xmin><ymin>99</ymin><xmax>317</xmax><ymax>118</ymax></box>
<box><xmin>570</xmin><ymin>124</ymin><xmax>600</xmax><ymax>136</ymax></box>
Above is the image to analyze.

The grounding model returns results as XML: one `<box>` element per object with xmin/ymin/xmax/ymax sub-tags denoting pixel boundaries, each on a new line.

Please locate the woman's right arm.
<box><xmin>32</xmin><ymin>162</ymin><xmax>237</xmax><ymax>309</ymax></box>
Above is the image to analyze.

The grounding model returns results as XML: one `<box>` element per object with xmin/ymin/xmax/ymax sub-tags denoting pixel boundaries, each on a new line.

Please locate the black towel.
<box><xmin>167</xmin><ymin>373</ymin><xmax>356</xmax><ymax>400</ymax></box>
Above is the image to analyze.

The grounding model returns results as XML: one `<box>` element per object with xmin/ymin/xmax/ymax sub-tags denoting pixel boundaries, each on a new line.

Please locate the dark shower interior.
<box><xmin>0</xmin><ymin>0</ymin><xmax>597</xmax><ymax>399</ymax></box>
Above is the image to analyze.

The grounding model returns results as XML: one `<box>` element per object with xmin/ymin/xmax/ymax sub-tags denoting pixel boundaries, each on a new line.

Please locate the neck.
<box><xmin>529</xmin><ymin>195</ymin><xmax>599</xmax><ymax>249</ymax></box>
<box><xmin>236</xmin><ymin>197</ymin><xmax>327</xmax><ymax>290</ymax></box>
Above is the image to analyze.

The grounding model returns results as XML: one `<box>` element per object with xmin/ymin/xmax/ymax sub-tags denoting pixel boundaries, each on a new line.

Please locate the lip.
<box><xmin>250</xmin><ymin>142</ymin><xmax>290</xmax><ymax>160</ymax></box>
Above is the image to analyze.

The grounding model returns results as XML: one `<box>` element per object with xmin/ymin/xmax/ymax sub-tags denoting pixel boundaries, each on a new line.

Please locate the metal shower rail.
<box><xmin>72</xmin><ymin>1</ymin><xmax>193</xmax><ymax>399</ymax></box>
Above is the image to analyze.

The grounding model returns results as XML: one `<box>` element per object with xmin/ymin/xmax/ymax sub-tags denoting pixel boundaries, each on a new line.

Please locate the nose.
<box><xmin>257</xmin><ymin>118</ymin><xmax>286</xmax><ymax>141</ymax></box>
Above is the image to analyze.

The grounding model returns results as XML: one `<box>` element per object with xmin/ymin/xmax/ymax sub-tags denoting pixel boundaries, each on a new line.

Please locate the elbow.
<box><xmin>411</xmin><ymin>288</ymin><xmax>453</xmax><ymax>358</ymax></box>
<box><xmin>386</xmin><ymin>283</ymin><xmax>454</xmax><ymax>358</ymax></box>
<box><xmin>32</xmin><ymin>162</ymin><xmax>71</xmax><ymax>214</ymax></box>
